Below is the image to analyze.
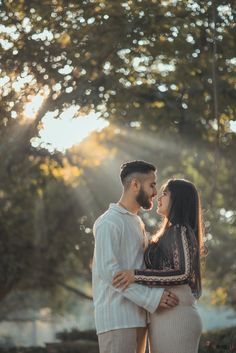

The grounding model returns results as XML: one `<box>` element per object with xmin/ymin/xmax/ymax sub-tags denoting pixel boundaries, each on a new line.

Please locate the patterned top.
<box><xmin>134</xmin><ymin>224</ymin><xmax>201</xmax><ymax>298</ymax></box>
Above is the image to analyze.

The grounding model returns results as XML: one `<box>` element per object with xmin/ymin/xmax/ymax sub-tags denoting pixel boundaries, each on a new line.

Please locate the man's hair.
<box><xmin>120</xmin><ymin>160</ymin><xmax>156</xmax><ymax>186</ymax></box>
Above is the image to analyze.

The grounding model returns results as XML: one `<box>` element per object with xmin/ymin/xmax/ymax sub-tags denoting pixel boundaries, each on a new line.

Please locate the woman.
<box><xmin>112</xmin><ymin>179</ymin><xmax>204</xmax><ymax>353</ymax></box>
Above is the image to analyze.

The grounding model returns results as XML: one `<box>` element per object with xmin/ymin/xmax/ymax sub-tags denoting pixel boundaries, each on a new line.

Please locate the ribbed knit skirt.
<box><xmin>148</xmin><ymin>285</ymin><xmax>202</xmax><ymax>353</ymax></box>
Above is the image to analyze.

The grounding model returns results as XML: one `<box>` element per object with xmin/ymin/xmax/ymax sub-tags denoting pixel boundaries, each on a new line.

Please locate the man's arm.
<box><xmin>93</xmin><ymin>220</ymin><xmax>164</xmax><ymax>313</ymax></box>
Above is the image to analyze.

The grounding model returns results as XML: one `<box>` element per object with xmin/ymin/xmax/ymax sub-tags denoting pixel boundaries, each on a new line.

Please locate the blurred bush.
<box><xmin>0</xmin><ymin>327</ymin><xmax>235</xmax><ymax>353</ymax></box>
<box><xmin>199</xmin><ymin>326</ymin><xmax>236</xmax><ymax>353</ymax></box>
<box><xmin>56</xmin><ymin>327</ymin><xmax>98</xmax><ymax>342</ymax></box>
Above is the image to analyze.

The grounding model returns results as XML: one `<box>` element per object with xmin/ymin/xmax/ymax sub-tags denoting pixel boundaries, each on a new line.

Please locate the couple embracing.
<box><xmin>92</xmin><ymin>160</ymin><xmax>204</xmax><ymax>353</ymax></box>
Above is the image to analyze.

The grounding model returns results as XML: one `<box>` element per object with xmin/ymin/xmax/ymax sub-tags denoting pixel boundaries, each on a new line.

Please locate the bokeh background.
<box><xmin>0</xmin><ymin>0</ymin><xmax>235</xmax><ymax>350</ymax></box>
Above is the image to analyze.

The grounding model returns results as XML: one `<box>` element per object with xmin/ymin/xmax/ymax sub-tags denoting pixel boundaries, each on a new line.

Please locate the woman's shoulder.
<box><xmin>165</xmin><ymin>224</ymin><xmax>195</xmax><ymax>239</ymax></box>
<box><xmin>168</xmin><ymin>223</ymin><xmax>193</xmax><ymax>231</ymax></box>
<box><xmin>165</xmin><ymin>223</ymin><xmax>185</xmax><ymax>234</ymax></box>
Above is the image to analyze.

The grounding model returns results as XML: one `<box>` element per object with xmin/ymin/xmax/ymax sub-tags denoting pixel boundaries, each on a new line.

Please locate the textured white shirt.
<box><xmin>92</xmin><ymin>203</ymin><xmax>164</xmax><ymax>334</ymax></box>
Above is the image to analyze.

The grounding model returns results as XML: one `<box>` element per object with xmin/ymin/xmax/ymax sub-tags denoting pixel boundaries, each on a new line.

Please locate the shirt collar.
<box><xmin>109</xmin><ymin>203</ymin><xmax>138</xmax><ymax>216</ymax></box>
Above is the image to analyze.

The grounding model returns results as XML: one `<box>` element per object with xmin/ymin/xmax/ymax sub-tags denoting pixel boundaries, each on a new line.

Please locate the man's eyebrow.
<box><xmin>151</xmin><ymin>182</ymin><xmax>157</xmax><ymax>185</ymax></box>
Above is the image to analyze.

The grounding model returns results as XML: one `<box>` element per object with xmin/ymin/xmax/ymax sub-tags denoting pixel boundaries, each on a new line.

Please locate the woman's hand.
<box><xmin>112</xmin><ymin>270</ymin><xmax>135</xmax><ymax>289</ymax></box>
<box><xmin>159</xmin><ymin>289</ymin><xmax>179</xmax><ymax>308</ymax></box>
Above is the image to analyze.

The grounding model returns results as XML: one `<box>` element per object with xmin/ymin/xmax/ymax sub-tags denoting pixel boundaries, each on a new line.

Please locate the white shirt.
<box><xmin>92</xmin><ymin>203</ymin><xmax>164</xmax><ymax>334</ymax></box>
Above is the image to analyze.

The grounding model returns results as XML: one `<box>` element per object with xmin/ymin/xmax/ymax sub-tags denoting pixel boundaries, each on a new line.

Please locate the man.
<box><xmin>92</xmin><ymin>160</ymin><xmax>179</xmax><ymax>353</ymax></box>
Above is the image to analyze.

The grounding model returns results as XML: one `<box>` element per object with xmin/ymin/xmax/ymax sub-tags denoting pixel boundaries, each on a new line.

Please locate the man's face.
<box><xmin>136</xmin><ymin>171</ymin><xmax>157</xmax><ymax>210</ymax></box>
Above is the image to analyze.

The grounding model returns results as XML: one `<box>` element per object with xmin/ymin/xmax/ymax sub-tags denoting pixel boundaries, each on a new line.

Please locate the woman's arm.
<box><xmin>134</xmin><ymin>225</ymin><xmax>191</xmax><ymax>286</ymax></box>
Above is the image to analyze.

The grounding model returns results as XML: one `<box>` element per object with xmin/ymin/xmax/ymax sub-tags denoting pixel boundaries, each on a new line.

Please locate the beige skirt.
<box><xmin>148</xmin><ymin>285</ymin><xmax>202</xmax><ymax>353</ymax></box>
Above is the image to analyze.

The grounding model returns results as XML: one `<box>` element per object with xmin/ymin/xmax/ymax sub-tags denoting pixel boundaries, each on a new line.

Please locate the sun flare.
<box><xmin>30</xmin><ymin>105</ymin><xmax>109</xmax><ymax>152</ymax></box>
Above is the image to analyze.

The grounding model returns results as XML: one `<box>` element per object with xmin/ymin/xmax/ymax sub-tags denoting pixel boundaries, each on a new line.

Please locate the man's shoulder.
<box><xmin>94</xmin><ymin>206</ymin><xmax>124</xmax><ymax>229</ymax></box>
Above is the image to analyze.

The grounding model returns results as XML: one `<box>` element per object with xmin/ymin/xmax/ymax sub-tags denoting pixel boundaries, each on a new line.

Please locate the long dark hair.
<box><xmin>169</xmin><ymin>179</ymin><xmax>203</xmax><ymax>248</ymax></box>
<box><xmin>156</xmin><ymin>179</ymin><xmax>204</xmax><ymax>248</ymax></box>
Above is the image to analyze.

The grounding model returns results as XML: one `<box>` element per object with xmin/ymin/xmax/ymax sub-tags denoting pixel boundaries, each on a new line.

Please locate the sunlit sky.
<box><xmin>26</xmin><ymin>97</ymin><xmax>109</xmax><ymax>152</ymax></box>
<box><xmin>34</xmin><ymin>111</ymin><xmax>109</xmax><ymax>153</ymax></box>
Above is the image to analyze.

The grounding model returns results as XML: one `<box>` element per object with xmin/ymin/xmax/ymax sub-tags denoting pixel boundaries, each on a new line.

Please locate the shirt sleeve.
<box><xmin>94</xmin><ymin>220</ymin><xmax>164</xmax><ymax>313</ymax></box>
<box><xmin>134</xmin><ymin>225</ymin><xmax>191</xmax><ymax>286</ymax></box>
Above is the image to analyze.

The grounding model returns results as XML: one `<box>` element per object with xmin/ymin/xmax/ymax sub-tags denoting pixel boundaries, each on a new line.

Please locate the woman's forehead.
<box><xmin>161</xmin><ymin>183</ymin><xmax>169</xmax><ymax>192</ymax></box>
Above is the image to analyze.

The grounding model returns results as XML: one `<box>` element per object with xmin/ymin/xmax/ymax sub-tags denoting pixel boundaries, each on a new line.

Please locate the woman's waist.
<box><xmin>164</xmin><ymin>284</ymin><xmax>196</xmax><ymax>306</ymax></box>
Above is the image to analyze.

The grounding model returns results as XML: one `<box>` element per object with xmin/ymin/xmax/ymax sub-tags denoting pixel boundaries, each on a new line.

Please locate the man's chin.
<box><xmin>141</xmin><ymin>201</ymin><xmax>153</xmax><ymax>210</ymax></box>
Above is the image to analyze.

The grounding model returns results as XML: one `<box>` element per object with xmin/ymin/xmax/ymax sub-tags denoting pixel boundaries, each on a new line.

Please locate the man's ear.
<box><xmin>130</xmin><ymin>177</ymin><xmax>141</xmax><ymax>193</ymax></box>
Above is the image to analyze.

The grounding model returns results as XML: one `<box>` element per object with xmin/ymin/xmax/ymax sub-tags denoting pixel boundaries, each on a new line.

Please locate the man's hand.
<box><xmin>159</xmin><ymin>289</ymin><xmax>179</xmax><ymax>308</ymax></box>
<box><xmin>112</xmin><ymin>270</ymin><xmax>135</xmax><ymax>289</ymax></box>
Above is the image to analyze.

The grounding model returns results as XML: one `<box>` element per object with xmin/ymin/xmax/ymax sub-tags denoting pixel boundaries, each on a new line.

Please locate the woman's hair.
<box><xmin>156</xmin><ymin>179</ymin><xmax>204</xmax><ymax>251</ymax></box>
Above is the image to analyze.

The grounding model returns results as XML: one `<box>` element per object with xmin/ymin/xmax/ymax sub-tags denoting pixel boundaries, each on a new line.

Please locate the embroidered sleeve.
<box><xmin>134</xmin><ymin>225</ymin><xmax>191</xmax><ymax>286</ymax></box>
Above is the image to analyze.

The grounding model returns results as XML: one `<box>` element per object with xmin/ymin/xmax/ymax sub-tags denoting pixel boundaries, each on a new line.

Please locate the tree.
<box><xmin>0</xmin><ymin>0</ymin><xmax>236</xmax><ymax>310</ymax></box>
<box><xmin>0</xmin><ymin>117</ymin><xmax>94</xmax><ymax>304</ymax></box>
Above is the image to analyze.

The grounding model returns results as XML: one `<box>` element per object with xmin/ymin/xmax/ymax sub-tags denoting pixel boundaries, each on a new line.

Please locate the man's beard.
<box><xmin>136</xmin><ymin>186</ymin><xmax>152</xmax><ymax>210</ymax></box>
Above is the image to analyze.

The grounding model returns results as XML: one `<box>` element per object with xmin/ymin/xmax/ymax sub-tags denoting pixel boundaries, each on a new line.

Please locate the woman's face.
<box><xmin>157</xmin><ymin>187</ymin><xmax>171</xmax><ymax>217</ymax></box>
